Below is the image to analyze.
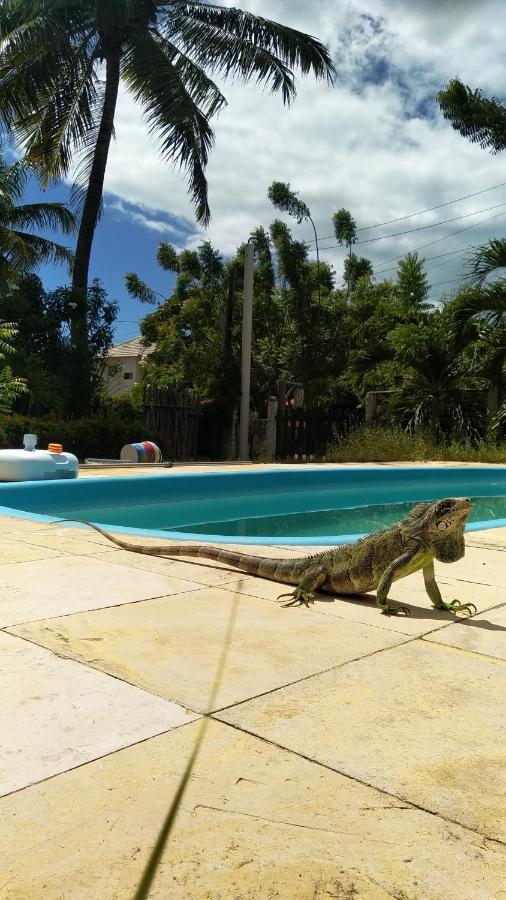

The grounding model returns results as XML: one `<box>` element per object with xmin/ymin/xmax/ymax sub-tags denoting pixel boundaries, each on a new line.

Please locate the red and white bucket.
<box><xmin>120</xmin><ymin>441</ymin><xmax>162</xmax><ymax>463</ymax></box>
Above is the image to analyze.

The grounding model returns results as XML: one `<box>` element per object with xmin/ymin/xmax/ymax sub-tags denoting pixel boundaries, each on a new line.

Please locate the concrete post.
<box><xmin>239</xmin><ymin>241</ymin><xmax>254</xmax><ymax>460</ymax></box>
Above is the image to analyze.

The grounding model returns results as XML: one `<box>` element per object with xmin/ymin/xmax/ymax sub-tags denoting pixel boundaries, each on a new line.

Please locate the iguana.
<box><xmin>56</xmin><ymin>497</ymin><xmax>476</xmax><ymax>617</ymax></box>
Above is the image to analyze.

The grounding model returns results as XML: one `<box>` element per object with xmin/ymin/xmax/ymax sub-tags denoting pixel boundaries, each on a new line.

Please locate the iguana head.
<box><xmin>404</xmin><ymin>497</ymin><xmax>471</xmax><ymax>561</ymax></box>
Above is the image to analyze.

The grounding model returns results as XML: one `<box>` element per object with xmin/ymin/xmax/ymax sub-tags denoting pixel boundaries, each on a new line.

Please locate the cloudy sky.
<box><xmin>30</xmin><ymin>0</ymin><xmax>506</xmax><ymax>341</ymax></box>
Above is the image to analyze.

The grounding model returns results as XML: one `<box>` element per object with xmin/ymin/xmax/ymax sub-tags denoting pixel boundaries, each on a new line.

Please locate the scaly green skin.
<box><xmin>57</xmin><ymin>497</ymin><xmax>476</xmax><ymax>616</ymax></box>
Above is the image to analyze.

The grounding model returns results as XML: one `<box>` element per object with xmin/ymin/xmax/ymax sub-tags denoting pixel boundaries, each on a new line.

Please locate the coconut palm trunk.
<box><xmin>70</xmin><ymin>50</ymin><xmax>120</xmax><ymax>414</ymax></box>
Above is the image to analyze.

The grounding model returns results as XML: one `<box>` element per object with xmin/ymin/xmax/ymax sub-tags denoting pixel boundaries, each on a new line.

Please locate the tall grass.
<box><xmin>326</xmin><ymin>426</ymin><xmax>506</xmax><ymax>464</ymax></box>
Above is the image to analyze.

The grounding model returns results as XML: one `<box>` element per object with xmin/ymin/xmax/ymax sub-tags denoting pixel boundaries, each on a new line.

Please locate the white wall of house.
<box><xmin>103</xmin><ymin>354</ymin><xmax>142</xmax><ymax>397</ymax></box>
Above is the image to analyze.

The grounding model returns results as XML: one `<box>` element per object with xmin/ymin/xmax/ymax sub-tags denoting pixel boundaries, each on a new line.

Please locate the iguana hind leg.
<box><xmin>279</xmin><ymin>566</ymin><xmax>327</xmax><ymax>608</ymax></box>
<box><xmin>423</xmin><ymin>561</ymin><xmax>477</xmax><ymax>616</ymax></box>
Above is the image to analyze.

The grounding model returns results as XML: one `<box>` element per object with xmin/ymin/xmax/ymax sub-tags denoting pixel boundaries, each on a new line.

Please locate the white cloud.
<box><xmin>104</xmin><ymin>0</ymin><xmax>506</xmax><ymax>300</ymax></box>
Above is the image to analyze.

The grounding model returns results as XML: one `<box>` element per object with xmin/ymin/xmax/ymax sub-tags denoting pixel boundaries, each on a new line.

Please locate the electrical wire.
<box><xmin>305</xmin><ymin>179</ymin><xmax>506</xmax><ymax>243</ymax></box>
<box><xmin>317</xmin><ymin>201</ymin><xmax>506</xmax><ymax>251</ymax></box>
<box><xmin>358</xmin><ymin>209</ymin><xmax>506</xmax><ymax>273</ymax></box>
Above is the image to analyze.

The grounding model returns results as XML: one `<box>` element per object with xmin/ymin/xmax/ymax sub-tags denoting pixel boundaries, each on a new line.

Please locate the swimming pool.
<box><xmin>1</xmin><ymin>465</ymin><xmax>506</xmax><ymax>545</ymax></box>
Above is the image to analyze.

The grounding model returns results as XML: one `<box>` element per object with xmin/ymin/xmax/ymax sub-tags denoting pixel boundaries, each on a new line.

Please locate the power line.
<box><xmin>306</xmin><ymin>179</ymin><xmax>506</xmax><ymax>243</ymax></box>
<box><xmin>374</xmin><ymin>244</ymin><xmax>475</xmax><ymax>276</ymax></box>
<box><xmin>364</xmin><ymin>209</ymin><xmax>506</xmax><ymax>273</ymax></box>
<box><xmin>316</xmin><ymin>201</ymin><xmax>506</xmax><ymax>252</ymax></box>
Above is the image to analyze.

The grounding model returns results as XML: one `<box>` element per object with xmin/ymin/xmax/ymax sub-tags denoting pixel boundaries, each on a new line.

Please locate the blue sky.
<box><xmin>17</xmin><ymin>0</ymin><xmax>506</xmax><ymax>343</ymax></box>
<box><xmin>22</xmin><ymin>177</ymin><xmax>178</xmax><ymax>343</ymax></box>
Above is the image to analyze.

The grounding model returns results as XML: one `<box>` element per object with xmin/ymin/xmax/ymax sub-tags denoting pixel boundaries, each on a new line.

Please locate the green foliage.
<box><xmin>469</xmin><ymin>238</ymin><xmax>506</xmax><ymax>285</ymax></box>
<box><xmin>438</xmin><ymin>78</ymin><xmax>506</xmax><ymax>153</ymax></box>
<box><xmin>343</xmin><ymin>253</ymin><xmax>373</xmax><ymax>291</ymax></box>
<box><xmin>267</xmin><ymin>181</ymin><xmax>311</xmax><ymax>224</ymax></box>
<box><xmin>332</xmin><ymin>208</ymin><xmax>357</xmax><ymax>247</ymax></box>
<box><xmin>124</xmin><ymin>273</ymin><xmax>159</xmax><ymax>305</ymax></box>
<box><xmin>389</xmin><ymin>308</ymin><xmax>486</xmax><ymax>443</ymax></box>
<box><xmin>0</xmin><ymin>320</ymin><xmax>26</xmax><ymax>413</ymax></box>
<box><xmin>396</xmin><ymin>252</ymin><xmax>429</xmax><ymax>308</ymax></box>
<box><xmin>156</xmin><ymin>242</ymin><xmax>180</xmax><ymax>272</ymax></box>
<box><xmin>0</xmin><ymin>275</ymin><xmax>117</xmax><ymax>415</ymax></box>
<box><xmin>0</xmin><ymin>413</ymin><xmax>167</xmax><ymax>461</ymax></box>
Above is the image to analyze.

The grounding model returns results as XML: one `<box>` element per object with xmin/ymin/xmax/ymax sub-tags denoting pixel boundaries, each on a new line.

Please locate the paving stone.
<box><xmin>0</xmin><ymin>631</ymin><xmax>197</xmax><ymax>797</ymax></box>
<box><xmin>20</xmin><ymin>532</ymin><xmax>119</xmax><ymax>557</ymax></box>
<box><xmin>92</xmin><ymin>548</ymin><xmax>252</xmax><ymax>586</ymax></box>
<box><xmin>220</xmin><ymin>572</ymin><xmax>504</xmax><ymax>637</ymax></box>
<box><xmin>8</xmin><ymin>587</ymin><xmax>406</xmax><ymax>711</ymax></box>
<box><xmin>441</xmin><ymin>545</ymin><xmax>506</xmax><ymax>586</ymax></box>
<box><xmin>220</xmin><ymin>640</ymin><xmax>506</xmax><ymax>842</ymax></box>
<box><xmin>0</xmin><ymin>535</ymin><xmax>62</xmax><ymax>565</ymax></box>
<box><xmin>427</xmin><ymin>601</ymin><xmax>506</xmax><ymax>661</ymax></box>
<box><xmin>0</xmin><ymin>555</ymin><xmax>204</xmax><ymax>627</ymax></box>
<box><xmin>0</xmin><ymin>721</ymin><xmax>504</xmax><ymax>900</ymax></box>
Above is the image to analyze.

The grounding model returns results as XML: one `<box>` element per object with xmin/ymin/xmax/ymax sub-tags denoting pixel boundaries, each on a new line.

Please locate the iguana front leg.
<box><xmin>423</xmin><ymin>560</ymin><xmax>477</xmax><ymax>616</ymax></box>
<box><xmin>279</xmin><ymin>566</ymin><xmax>327</xmax><ymax>607</ymax></box>
<box><xmin>376</xmin><ymin>551</ymin><xmax>415</xmax><ymax>616</ymax></box>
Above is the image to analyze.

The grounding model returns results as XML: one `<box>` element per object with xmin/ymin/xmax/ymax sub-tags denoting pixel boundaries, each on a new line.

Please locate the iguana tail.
<box><xmin>55</xmin><ymin>518</ymin><xmax>300</xmax><ymax>584</ymax></box>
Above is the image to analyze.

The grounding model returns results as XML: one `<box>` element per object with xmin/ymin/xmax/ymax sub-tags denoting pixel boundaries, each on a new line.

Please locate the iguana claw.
<box><xmin>438</xmin><ymin>599</ymin><xmax>477</xmax><ymax>616</ymax></box>
<box><xmin>378</xmin><ymin>601</ymin><xmax>411</xmax><ymax>617</ymax></box>
<box><xmin>278</xmin><ymin>589</ymin><xmax>315</xmax><ymax>607</ymax></box>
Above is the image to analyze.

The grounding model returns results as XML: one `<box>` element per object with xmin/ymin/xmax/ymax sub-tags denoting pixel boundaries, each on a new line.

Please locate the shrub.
<box><xmin>0</xmin><ymin>414</ymin><xmax>167</xmax><ymax>461</ymax></box>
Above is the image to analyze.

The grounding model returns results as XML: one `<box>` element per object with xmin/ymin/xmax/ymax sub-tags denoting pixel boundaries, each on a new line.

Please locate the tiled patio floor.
<box><xmin>1</xmin><ymin>464</ymin><xmax>505</xmax><ymax>898</ymax></box>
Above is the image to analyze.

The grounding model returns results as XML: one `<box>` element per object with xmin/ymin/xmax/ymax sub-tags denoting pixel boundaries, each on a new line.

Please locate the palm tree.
<box><xmin>390</xmin><ymin>311</ymin><xmax>486</xmax><ymax>444</ymax></box>
<box><xmin>0</xmin><ymin>1</ymin><xmax>335</xmax><ymax>412</ymax></box>
<box><xmin>469</xmin><ymin>238</ymin><xmax>506</xmax><ymax>286</ymax></box>
<box><xmin>0</xmin><ymin>156</ymin><xmax>75</xmax><ymax>281</ymax></box>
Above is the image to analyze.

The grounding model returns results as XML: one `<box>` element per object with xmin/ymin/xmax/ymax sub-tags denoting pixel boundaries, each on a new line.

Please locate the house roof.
<box><xmin>106</xmin><ymin>336</ymin><xmax>154</xmax><ymax>360</ymax></box>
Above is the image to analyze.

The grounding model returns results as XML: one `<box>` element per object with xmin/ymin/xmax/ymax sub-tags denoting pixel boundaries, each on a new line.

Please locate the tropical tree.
<box><xmin>0</xmin><ymin>0</ymin><xmax>335</xmax><ymax>412</ymax></box>
<box><xmin>437</xmin><ymin>78</ymin><xmax>506</xmax><ymax>153</ymax></box>
<box><xmin>267</xmin><ymin>180</ymin><xmax>322</xmax><ymax>305</ymax></box>
<box><xmin>396</xmin><ymin>251</ymin><xmax>429</xmax><ymax>309</ymax></box>
<box><xmin>0</xmin><ymin>156</ymin><xmax>75</xmax><ymax>282</ymax></box>
<box><xmin>0</xmin><ymin>274</ymin><xmax>117</xmax><ymax>414</ymax></box>
<box><xmin>343</xmin><ymin>253</ymin><xmax>373</xmax><ymax>293</ymax></box>
<box><xmin>333</xmin><ymin>208</ymin><xmax>357</xmax><ymax>300</ymax></box>
<box><xmin>389</xmin><ymin>308</ymin><xmax>486</xmax><ymax>443</ymax></box>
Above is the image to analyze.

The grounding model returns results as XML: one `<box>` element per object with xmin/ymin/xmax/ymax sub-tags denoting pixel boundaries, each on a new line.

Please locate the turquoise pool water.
<box><xmin>176</xmin><ymin>495</ymin><xmax>506</xmax><ymax>539</ymax></box>
<box><xmin>1</xmin><ymin>465</ymin><xmax>506</xmax><ymax>544</ymax></box>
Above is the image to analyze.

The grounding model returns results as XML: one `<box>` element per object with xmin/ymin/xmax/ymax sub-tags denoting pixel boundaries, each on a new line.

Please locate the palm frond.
<box><xmin>7</xmin><ymin>229</ymin><xmax>73</xmax><ymax>270</ymax></box>
<box><xmin>468</xmin><ymin>238</ymin><xmax>506</xmax><ymax>285</ymax></box>
<box><xmin>453</xmin><ymin>281</ymin><xmax>506</xmax><ymax>331</ymax></box>
<box><xmin>122</xmin><ymin>29</ymin><xmax>217</xmax><ymax>225</ymax></box>
<box><xmin>7</xmin><ymin>201</ymin><xmax>77</xmax><ymax>234</ymax></box>
<box><xmin>165</xmin><ymin>2</ymin><xmax>335</xmax><ymax>95</ymax></box>
<box><xmin>0</xmin><ymin>159</ymin><xmax>27</xmax><ymax>204</ymax></box>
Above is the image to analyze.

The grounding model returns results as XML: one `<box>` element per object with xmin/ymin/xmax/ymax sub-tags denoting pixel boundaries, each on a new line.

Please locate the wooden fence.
<box><xmin>144</xmin><ymin>387</ymin><xmax>201</xmax><ymax>460</ymax></box>
<box><xmin>276</xmin><ymin>407</ymin><xmax>363</xmax><ymax>460</ymax></box>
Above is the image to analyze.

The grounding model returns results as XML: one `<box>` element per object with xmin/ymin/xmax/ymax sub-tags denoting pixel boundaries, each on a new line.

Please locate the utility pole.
<box><xmin>238</xmin><ymin>241</ymin><xmax>254</xmax><ymax>460</ymax></box>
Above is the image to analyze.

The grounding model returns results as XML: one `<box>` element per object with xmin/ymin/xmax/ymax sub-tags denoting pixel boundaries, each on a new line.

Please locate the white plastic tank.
<box><xmin>0</xmin><ymin>434</ymin><xmax>79</xmax><ymax>481</ymax></box>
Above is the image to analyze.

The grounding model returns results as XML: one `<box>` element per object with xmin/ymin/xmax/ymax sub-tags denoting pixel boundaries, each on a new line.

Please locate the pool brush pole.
<box><xmin>239</xmin><ymin>241</ymin><xmax>254</xmax><ymax>460</ymax></box>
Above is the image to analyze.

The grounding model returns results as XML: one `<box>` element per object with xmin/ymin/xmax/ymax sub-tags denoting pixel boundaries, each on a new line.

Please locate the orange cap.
<box><xmin>48</xmin><ymin>443</ymin><xmax>63</xmax><ymax>453</ymax></box>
